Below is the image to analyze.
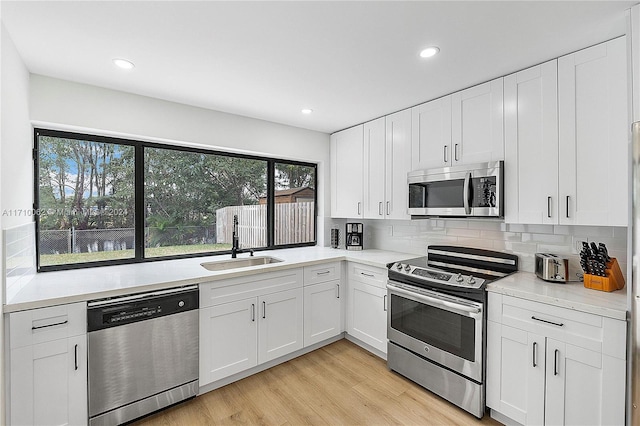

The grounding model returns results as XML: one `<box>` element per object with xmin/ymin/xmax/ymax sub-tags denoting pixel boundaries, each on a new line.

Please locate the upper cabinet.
<box><xmin>558</xmin><ymin>37</ymin><xmax>628</xmax><ymax>227</ymax></box>
<box><xmin>331</xmin><ymin>125</ymin><xmax>364</xmax><ymax>218</ymax></box>
<box><xmin>506</xmin><ymin>37</ymin><xmax>628</xmax><ymax>226</ymax></box>
<box><xmin>411</xmin><ymin>78</ymin><xmax>504</xmax><ymax>171</ymax></box>
<box><xmin>332</xmin><ymin>110</ymin><xmax>412</xmax><ymax>219</ymax></box>
<box><xmin>504</xmin><ymin>60</ymin><xmax>559</xmax><ymax>224</ymax></box>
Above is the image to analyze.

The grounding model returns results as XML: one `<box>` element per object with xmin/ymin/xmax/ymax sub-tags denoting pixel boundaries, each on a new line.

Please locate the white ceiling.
<box><xmin>1</xmin><ymin>1</ymin><xmax>635</xmax><ymax>134</ymax></box>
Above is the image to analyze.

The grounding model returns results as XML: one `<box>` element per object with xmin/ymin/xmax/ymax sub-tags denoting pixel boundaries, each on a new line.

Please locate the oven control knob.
<box><xmin>467</xmin><ymin>276</ymin><xmax>476</xmax><ymax>285</ymax></box>
<box><xmin>396</xmin><ymin>263</ymin><xmax>403</xmax><ymax>270</ymax></box>
<box><xmin>404</xmin><ymin>264</ymin><xmax>411</xmax><ymax>272</ymax></box>
<box><xmin>456</xmin><ymin>273</ymin><xmax>464</xmax><ymax>282</ymax></box>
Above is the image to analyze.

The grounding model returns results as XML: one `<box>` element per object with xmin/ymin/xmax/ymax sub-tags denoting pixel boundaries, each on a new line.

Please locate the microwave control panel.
<box><xmin>472</xmin><ymin>177</ymin><xmax>497</xmax><ymax>208</ymax></box>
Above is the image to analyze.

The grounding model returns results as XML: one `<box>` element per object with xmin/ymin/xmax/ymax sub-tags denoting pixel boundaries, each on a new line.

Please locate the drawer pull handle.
<box><xmin>317</xmin><ymin>270</ymin><xmax>330</xmax><ymax>275</ymax></box>
<box><xmin>360</xmin><ymin>272</ymin><xmax>375</xmax><ymax>278</ymax></box>
<box><xmin>32</xmin><ymin>320</ymin><xmax>68</xmax><ymax>330</ymax></box>
<box><xmin>531</xmin><ymin>316</ymin><xmax>564</xmax><ymax>327</ymax></box>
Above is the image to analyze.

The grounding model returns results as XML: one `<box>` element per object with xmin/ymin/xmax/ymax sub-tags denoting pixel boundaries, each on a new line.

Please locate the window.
<box><xmin>37</xmin><ymin>133</ymin><xmax>135</xmax><ymax>267</ymax></box>
<box><xmin>35</xmin><ymin>129</ymin><xmax>316</xmax><ymax>270</ymax></box>
<box><xmin>144</xmin><ymin>146</ymin><xmax>267</xmax><ymax>257</ymax></box>
<box><xmin>273</xmin><ymin>162</ymin><xmax>316</xmax><ymax>246</ymax></box>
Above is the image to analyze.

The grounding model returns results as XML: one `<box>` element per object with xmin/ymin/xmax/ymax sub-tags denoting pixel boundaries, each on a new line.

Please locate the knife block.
<box><xmin>583</xmin><ymin>257</ymin><xmax>625</xmax><ymax>292</ymax></box>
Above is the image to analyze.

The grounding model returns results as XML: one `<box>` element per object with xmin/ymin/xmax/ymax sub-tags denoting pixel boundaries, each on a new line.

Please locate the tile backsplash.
<box><xmin>327</xmin><ymin>218</ymin><xmax>628</xmax><ymax>279</ymax></box>
<box><xmin>3</xmin><ymin>222</ymin><xmax>36</xmax><ymax>303</ymax></box>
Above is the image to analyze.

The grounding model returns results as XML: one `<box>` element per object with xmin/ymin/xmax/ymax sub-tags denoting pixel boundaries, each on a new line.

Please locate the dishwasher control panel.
<box><xmin>87</xmin><ymin>286</ymin><xmax>199</xmax><ymax>332</ymax></box>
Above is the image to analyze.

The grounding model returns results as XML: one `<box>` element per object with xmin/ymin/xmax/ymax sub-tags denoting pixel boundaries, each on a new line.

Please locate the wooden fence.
<box><xmin>216</xmin><ymin>202</ymin><xmax>315</xmax><ymax>247</ymax></box>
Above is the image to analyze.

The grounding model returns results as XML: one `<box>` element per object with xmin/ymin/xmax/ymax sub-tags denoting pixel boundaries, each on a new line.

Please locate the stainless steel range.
<box><xmin>387</xmin><ymin>245</ymin><xmax>518</xmax><ymax>418</ymax></box>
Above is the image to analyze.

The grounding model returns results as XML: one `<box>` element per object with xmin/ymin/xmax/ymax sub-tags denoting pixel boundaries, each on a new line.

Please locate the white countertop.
<box><xmin>4</xmin><ymin>247</ymin><xmax>413</xmax><ymax>313</ymax></box>
<box><xmin>487</xmin><ymin>271</ymin><xmax>628</xmax><ymax>320</ymax></box>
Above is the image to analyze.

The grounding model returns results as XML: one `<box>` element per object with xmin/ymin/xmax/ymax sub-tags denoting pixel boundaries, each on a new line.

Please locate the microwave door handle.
<box><xmin>463</xmin><ymin>172</ymin><xmax>471</xmax><ymax>215</ymax></box>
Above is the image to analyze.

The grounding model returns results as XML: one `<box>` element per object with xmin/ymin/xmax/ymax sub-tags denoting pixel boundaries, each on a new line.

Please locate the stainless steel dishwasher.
<box><xmin>87</xmin><ymin>285</ymin><xmax>199</xmax><ymax>426</ymax></box>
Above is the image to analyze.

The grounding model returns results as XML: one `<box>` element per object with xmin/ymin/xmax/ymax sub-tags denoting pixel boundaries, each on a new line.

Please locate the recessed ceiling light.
<box><xmin>113</xmin><ymin>58</ymin><xmax>135</xmax><ymax>70</ymax></box>
<box><xmin>419</xmin><ymin>46</ymin><xmax>440</xmax><ymax>59</ymax></box>
<box><xmin>301</xmin><ymin>108</ymin><xmax>313</xmax><ymax>115</ymax></box>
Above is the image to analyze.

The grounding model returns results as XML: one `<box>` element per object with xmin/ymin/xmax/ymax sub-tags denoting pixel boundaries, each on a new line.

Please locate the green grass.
<box><xmin>40</xmin><ymin>243</ymin><xmax>232</xmax><ymax>266</ymax></box>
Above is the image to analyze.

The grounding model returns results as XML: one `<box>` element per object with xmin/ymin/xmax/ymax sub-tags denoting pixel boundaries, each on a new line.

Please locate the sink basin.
<box><xmin>200</xmin><ymin>256</ymin><xmax>283</xmax><ymax>271</ymax></box>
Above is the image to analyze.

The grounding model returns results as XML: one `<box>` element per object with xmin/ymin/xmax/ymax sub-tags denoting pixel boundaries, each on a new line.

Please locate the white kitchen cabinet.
<box><xmin>199</xmin><ymin>269</ymin><xmax>304</xmax><ymax>385</ymax></box>
<box><xmin>411</xmin><ymin>79</ymin><xmax>503</xmax><ymax>171</ymax></box>
<box><xmin>336</xmin><ymin>111</ymin><xmax>411</xmax><ymax>220</ymax></box>
<box><xmin>303</xmin><ymin>280</ymin><xmax>343</xmax><ymax>346</ymax></box>
<box><xmin>363</xmin><ymin>117</ymin><xmax>386</xmax><ymax>219</ymax></box>
<box><xmin>258</xmin><ymin>287</ymin><xmax>304</xmax><ymax>363</ymax></box>
<box><xmin>8</xmin><ymin>303</ymin><xmax>87</xmax><ymax>426</ymax></box>
<box><xmin>451</xmin><ymin>78</ymin><xmax>504</xmax><ymax>165</ymax></box>
<box><xmin>504</xmin><ymin>60</ymin><xmax>559</xmax><ymax>224</ymax></box>
<box><xmin>384</xmin><ymin>109</ymin><xmax>412</xmax><ymax>219</ymax></box>
<box><xmin>487</xmin><ymin>293</ymin><xmax>626</xmax><ymax>426</ymax></box>
<box><xmin>558</xmin><ymin>36</ymin><xmax>628</xmax><ymax>226</ymax></box>
<box><xmin>411</xmin><ymin>95</ymin><xmax>452</xmax><ymax>170</ymax></box>
<box><xmin>303</xmin><ymin>262</ymin><xmax>343</xmax><ymax>346</ymax></box>
<box><xmin>331</xmin><ymin>125</ymin><xmax>364</xmax><ymax>218</ymax></box>
<box><xmin>346</xmin><ymin>262</ymin><xmax>388</xmax><ymax>354</ymax></box>
<box><xmin>200</xmin><ymin>298</ymin><xmax>258</xmax><ymax>383</ymax></box>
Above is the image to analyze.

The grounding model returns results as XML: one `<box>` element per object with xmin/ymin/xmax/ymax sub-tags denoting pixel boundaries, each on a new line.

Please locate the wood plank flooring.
<box><xmin>133</xmin><ymin>339</ymin><xmax>502</xmax><ymax>425</ymax></box>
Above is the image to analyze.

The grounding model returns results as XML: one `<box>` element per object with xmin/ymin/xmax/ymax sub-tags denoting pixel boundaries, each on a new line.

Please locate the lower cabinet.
<box><xmin>303</xmin><ymin>280</ymin><xmax>343</xmax><ymax>346</ymax></box>
<box><xmin>199</xmin><ymin>269</ymin><xmax>304</xmax><ymax>386</ymax></box>
<box><xmin>487</xmin><ymin>293</ymin><xmax>626</xmax><ymax>426</ymax></box>
<box><xmin>8</xmin><ymin>303</ymin><xmax>87</xmax><ymax>426</ymax></box>
<box><xmin>346</xmin><ymin>263</ymin><xmax>388</xmax><ymax>354</ymax></box>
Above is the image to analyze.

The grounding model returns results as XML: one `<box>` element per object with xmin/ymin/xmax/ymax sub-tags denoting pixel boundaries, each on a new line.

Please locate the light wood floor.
<box><xmin>133</xmin><ymin>339</ymin><xmax>503</xmax><ymax>425</ymax></box>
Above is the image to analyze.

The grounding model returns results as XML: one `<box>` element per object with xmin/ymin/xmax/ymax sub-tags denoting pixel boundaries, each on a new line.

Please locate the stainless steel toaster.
<box><xmin>535</xmin><ymin>253</ymin><xmax>573</xmax><ymax>283</ymax></box>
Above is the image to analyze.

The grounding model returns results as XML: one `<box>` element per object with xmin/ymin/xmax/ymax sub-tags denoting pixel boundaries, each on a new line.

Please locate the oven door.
<box><xmin>387</xmin><ymin>281</ymin><xmax>483</xmax><ymax>382</ymax></box>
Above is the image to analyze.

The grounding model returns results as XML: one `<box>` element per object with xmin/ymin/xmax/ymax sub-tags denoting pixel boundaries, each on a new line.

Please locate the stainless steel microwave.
<box><xmin>408</xmin><ymin>161</ymin><xmax>503</xmax><ymax>218</ymax></box>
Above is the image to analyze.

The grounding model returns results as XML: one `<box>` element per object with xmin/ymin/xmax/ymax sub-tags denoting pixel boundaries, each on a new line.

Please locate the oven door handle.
<box><xmin>387</xmin><ymin>285</ymin><xmax>481</xmax><ymax>316</ymax></box>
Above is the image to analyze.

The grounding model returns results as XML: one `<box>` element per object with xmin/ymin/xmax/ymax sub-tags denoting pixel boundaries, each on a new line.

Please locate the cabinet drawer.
<box><xmin>303</xmin><ymin>262</ymin><xmax>341</xmax><ymax>285</ymax></box>
<box><xmin>348</xmin><ymin>262</ymin><xmax>387</xmax><ymax>289</ymax></box>
<box><xmin>10</xmin><ymin>302</ymin><xmax>86</xmax><ymax>349</ymax></box>
<box><xmin>200</xmin><ymin>268</ymin><xmax>303</xmax><ymax>308</ymax></box>
<box><xmin>490</xmin><ymin>293</ymin><xmax>626</xmax><ymax>359</ymax></box>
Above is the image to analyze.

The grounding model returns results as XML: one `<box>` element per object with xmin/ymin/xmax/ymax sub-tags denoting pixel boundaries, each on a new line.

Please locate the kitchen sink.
<box><xmin>200</xmin><ymin>256</ymin><xmax>283</xmax><ymax>271</ymax></box>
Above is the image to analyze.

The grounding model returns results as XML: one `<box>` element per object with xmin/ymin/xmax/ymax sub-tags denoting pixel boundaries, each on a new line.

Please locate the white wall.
<box><xmin>29</xmin><ymin>75</ymin><xmax>331</xmax><ymax>226</ymax></box>
<box><xmin>1</xmin><ymin>24</ymin><xmax>31</xmax><ymax>230</ymax></box>
<box><xmin>0</xmin><ymin>18</ymin><xmax>32</xmax><ymax>426</ymax></box>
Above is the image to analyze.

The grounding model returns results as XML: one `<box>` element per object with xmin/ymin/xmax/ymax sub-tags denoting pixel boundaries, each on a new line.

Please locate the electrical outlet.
<box><xmin>574</xmin><ymin>238</ymin><xmax>588</xmax><ymax>254</ymax></box>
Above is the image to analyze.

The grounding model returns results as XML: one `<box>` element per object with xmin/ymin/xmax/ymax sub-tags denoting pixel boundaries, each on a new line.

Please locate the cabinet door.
<box><xmin>331</xmin><ymin>125</ymin><xmax>364</xmax><ymax>218</ymax></box>
<box><xmin>363</xmin><ymin>117</ymin><xmax>386</xmax><ymax>219</ymax></box>
<box><xmin>545</xmin><ymin>339</ymin><xmax>625</xmax><ymax>426</ymax></box>
<box><xmin>11</xmin><ymin>335</ymin><xmax>87</xmax><ymax>426</ymax></box>
<box><xmin>486</xmin><ymin>322</ymin><xmax>545</xmax><ymax>426</ymax></box>
<box><xmin>199</xmin><ymin>298</ymin><xmax>257</xmax><ymax>385</ymax></box>
<box><xmin>303</xmin><ymin>280</ymin><xmax>343</xmax><ymax>346</ymax></box>
<box><xmin>347</xmin><ymin>280</ymin><xmax>387</xmax><ymax>353</ymax></box>
<box><xmin>411</xmin><ymin>96</ymin><xmax>452</xmax><ymax>170</ymax></box>
<box><xmin>258</xmin><ymin>288</ymin><xmax>304</xmax><ymax>363</ymax></box>
<box><xmin>504</xmin><ymin>61</ymin><xmax>559</xmax><ymax>224</ymax></box>
<box><xmin>385</xmin><ymin>109</ymin><xmax>412</xmax><ymax>219</ymax></box>
<box><xmin>451</xmin><ymin>78</ymin><xmax>504</xmax><ymax>165</ymax></box>
<box><xmin>558</xmin><ymin>37</ymin><xmax>628</xmax><ymax>226</ymax></box>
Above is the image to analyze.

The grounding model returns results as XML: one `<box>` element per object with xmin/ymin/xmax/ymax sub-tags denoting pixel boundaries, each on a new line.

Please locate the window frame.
<box><xmin>34</xmin><ymin>128</ymin><xmax>317</xmax><ymax>272</ymax></box>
